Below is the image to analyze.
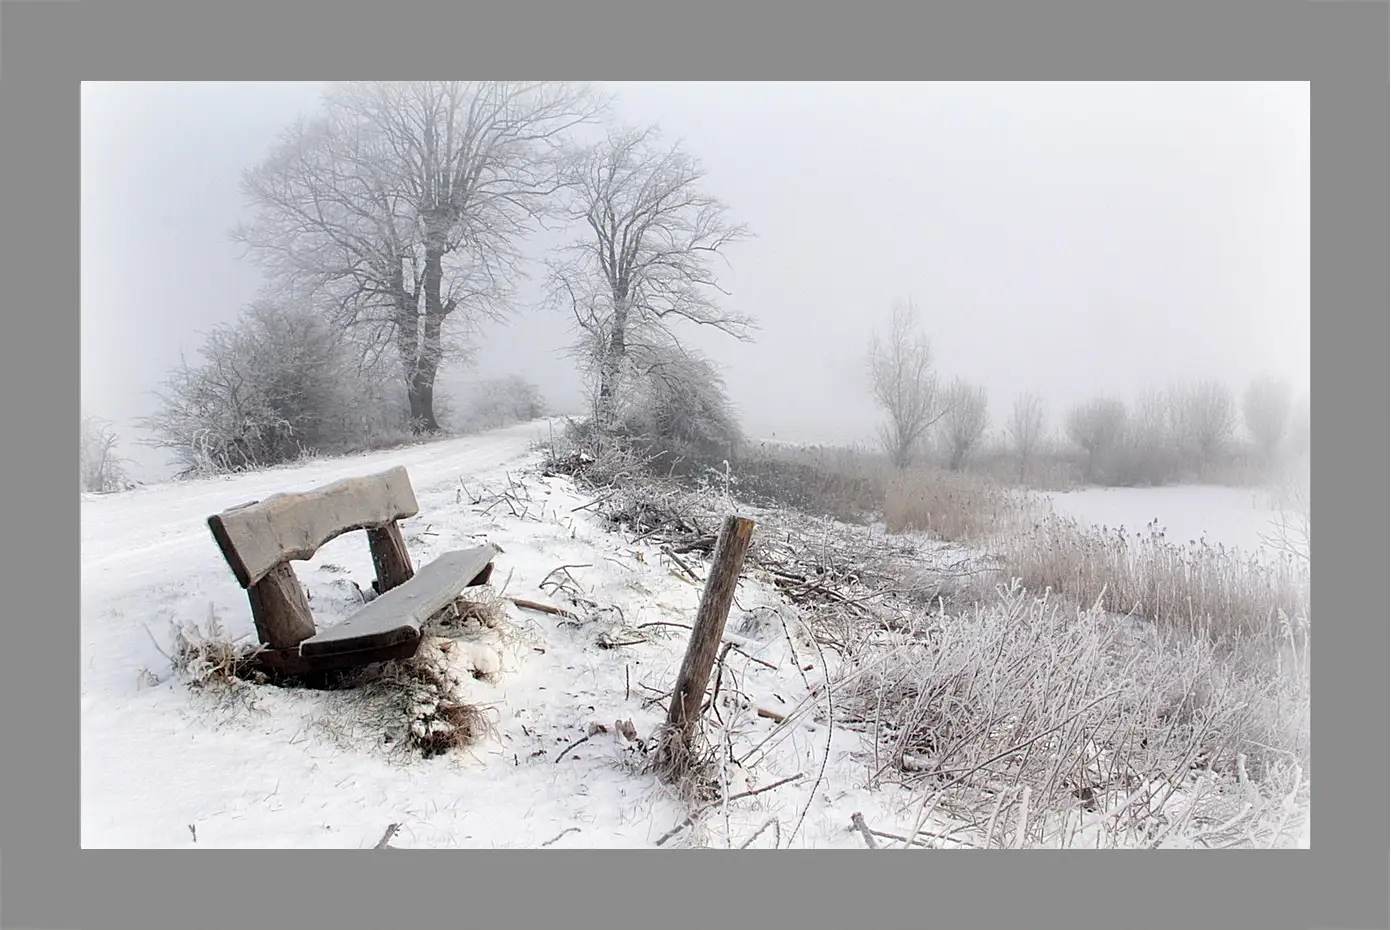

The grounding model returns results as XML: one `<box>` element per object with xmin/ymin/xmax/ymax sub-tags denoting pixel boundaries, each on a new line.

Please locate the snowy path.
<box><xmin>81</xmin><ymin>421</ymin><xmax>553</xmax><ymax>605</ymax></box>
<box><xmin>79</xmin><ymin>421</ymin><xmax>861</xmax><ymax>849</ymax></box>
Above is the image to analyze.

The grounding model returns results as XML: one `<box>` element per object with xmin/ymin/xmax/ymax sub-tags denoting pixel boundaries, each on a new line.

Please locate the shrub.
<box><xmin>455</xmin><ymin>375</ymin><xmax>547</xmax><ymax>431</ymax></box>
<box><xmin>141</xmin><ymin>301</ymin><xmax>412</xmax><ymax>476</ymax></box>
<box><xmin>80</xmin><ymin>415</ymin><xmax>134</xmax><ymax>493</ymax></box>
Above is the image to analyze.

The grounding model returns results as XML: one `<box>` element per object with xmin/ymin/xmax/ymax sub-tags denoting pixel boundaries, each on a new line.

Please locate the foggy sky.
<box><xmin>81</xmin><ymin>81</ymin><xmax>1310</xmax><ymax>480</ymax></box>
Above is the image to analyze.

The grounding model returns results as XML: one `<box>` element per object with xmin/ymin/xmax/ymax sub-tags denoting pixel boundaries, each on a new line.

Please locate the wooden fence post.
<box><xmin>660</xmin><ymin>514</ymin><xmax>757</xmax><ymax>770</ymax></box>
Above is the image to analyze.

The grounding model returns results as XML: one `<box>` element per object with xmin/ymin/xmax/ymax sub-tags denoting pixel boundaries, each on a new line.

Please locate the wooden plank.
<box><xmin>207</xmin><ymin>466</ymin><xmax>420</xmax><ymax>588</ymax></box>
<box><xmin>255</xmin><ymin>636</ymin><xmax>424</xmax><ymax>679</ymax></box>
<box><xmin>367</xmin><ymin>522</ymin><xmax>415</xmax><ymax>592</ymax></box>
<box><xmin>298</xmin><ymin>545</ymin><xmax>499</xmax><ymax>658</ymax></box>
<box><xmin>246</xmin><ymin>562</ymin><xmax>317</xmax><ymax>649</ymax></box>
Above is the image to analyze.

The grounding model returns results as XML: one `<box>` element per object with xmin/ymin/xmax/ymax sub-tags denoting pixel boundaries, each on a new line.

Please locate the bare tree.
<box><xmin>1172</xmin><ymin>380</ymin><xmax>1237</xmax><ymax>471</ymax></box>
<box><xmin>1007</xmin><ymin>392</ymin><xmax>1046</xmax><ymax>480</ymax></box>
<box><xmin>1115</xmin><ymin>389</ymin><xmax>1180</xmax><ymax>486</ymax></box>
<box><xmin>547</xmin><ymin>126</ymin><xmax>752</xmax><ymax>430</ymax></box>
<box><xmin>868</xmin><ymin>301</ymin><xmax>947</xmax><ymax>469</ymax></box>
<box><xmin>1066</xmin><ymin>397</ymin><xmax>1128</xmax><ymax>483</ymax></box>
<box><xmin>1243</xmin><ymin>374</ymin><xmax>1294</xmax><ymax>461</ymax></box>
<box><xmin>940</xmin><ymin>379</ymin><xmax>990</xmax><ymax>471</ymax></box>
<box><xmin>80</xmin><ymin>415</ymin><xmax>132</xmax><ymax>493</ymax></box>
<box><xmin>236</xmin><ymin>81</ymin><xmax>604</xmax><ymax>433</ymax></box>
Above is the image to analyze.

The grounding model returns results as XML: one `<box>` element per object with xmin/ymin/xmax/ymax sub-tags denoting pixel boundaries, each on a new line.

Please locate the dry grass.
<box><xmin>157</xmin><ymin>602</ymin><xmax>495</xmax><ymax>758</ymax></box>
<box><xmin>883</xmin><ymin>465</ymin><xmax>1033</xmax><ymax>545</ymax></box>
<box><xmin>731</xmin><ymin>442</ymin><xmax>888</xmax><ymax>522</ymax></box>
<box><xmin>831</xmin><ymin>584</ymin><xmax>1309</xmax><ymax>848</ymax></box>
<box><xmin>160</xmin><ymin>609</ymin><xmax>265</xmax><ymax>687</ymax></box>
<box><xmin>995</xmin><ymin>515</ymin><xmax>1310</xmax><ymax>643</ymax></box>
<box><xmin>339</xmin><ymin>633</ymin><xmax>497</xmax><ymax>756</ymax></box>
<box><xmin>547</xmin><ymin>420</ymin><xmax>1311</xmax><ymax>846</ymax></box>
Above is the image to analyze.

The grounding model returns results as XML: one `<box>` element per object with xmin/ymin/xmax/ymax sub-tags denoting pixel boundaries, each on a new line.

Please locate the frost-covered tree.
<box><xmin>237</xmin><ymin>81</ymin><xmax>604</xmax><ymax>433</ymax></box>
<box><xmin>868</xmin><ymin>300</ymin><xmax>947</xmax><ymax>469</ymax></box>
<box><xmin>547</xmin><ymin>126</ymin><xmax>752</xmax><ymax>431</ymax></box>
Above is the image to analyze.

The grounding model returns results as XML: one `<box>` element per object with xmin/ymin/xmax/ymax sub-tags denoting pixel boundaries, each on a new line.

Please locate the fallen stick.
<box><xmin>540</xmin><ymin>826</ymin><xmax>581</xmax><ymax>847</ymax></box>
<box><xmin>507</xmin><ymin>597</ymin><xmax>577</xmax><ymax>620</ymax></box>
<box><xmin>373</xmin><ymin>823</ymin><xmax>400</xmax><ymax>849</ymax></box>
<box><xmin>655</xmin><ymin>773</ymin><xmax>804</xmax><ymax>847</ymax></box>
<box><xmin>865</xmin><ymin>826</ymin><xmax>975</xmax><ymax>849</ymax></box>
<box><xmin>661</xmin><ymin>546</ymin><xmax>703</xmax><ymax>583</ymax></box>
<box><xmin>729</xmin><ymin>644</ymin><xmax>779</xmax><ymax>671</ymax></box>
<box><xmin>554</xmin><ymin>733</ymin><xmax>597</xmax><ymax>763</ymax></box>
<box><xmin>756</xmin><ymin>706</ymin><xmax>787</xmax><ymax>723</ymax></box>
<box><xmin>739</xmin><ymin>817</ymin><xmax>782</xmax><ymax>849</ymax></box>
<box><xmin>850</xmin><ymin>812</ymin><xmax>879</xmax><ymax>849</ymax></box>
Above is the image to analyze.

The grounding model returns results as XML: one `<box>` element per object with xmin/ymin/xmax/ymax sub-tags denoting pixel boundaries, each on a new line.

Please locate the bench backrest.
<box><xmin>207</xmin><ymin>466</ymin><xmax>420</xmax><ymax>588</ymax></box>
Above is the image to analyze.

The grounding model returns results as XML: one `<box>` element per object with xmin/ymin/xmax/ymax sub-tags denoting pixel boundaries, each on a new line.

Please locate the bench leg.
<box><xmin>467</xmin><ymin>561</ymin><xmax>495</xmax><ymax>587</ymax></box>
<box><xmin>368</xmin><ymin>521</ymin><xmax>415</xmax><ymax>594</ymax></box>
<box><xmin>247</xmin><ymin>563</ymin><xmax>316</xmax><ymax>650</ymax></box>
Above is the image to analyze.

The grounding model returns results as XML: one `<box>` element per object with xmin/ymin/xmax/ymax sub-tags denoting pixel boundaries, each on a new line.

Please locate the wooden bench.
<box><xmin>206</xmin><ymin>465</ymin><xmax>499</xmax><ymax>676</ymax></box>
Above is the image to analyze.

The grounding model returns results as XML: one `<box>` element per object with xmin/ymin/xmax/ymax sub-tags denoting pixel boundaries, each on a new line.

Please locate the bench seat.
<box><xmin>299</xmin><ymin>544</ymin><xmax>499</xmax><ymax>659</ymax></box>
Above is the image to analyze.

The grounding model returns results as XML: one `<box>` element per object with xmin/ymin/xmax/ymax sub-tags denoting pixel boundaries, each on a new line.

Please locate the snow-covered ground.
<box><xmin>81</xmin><ymin>421</ymin><xmax>908</xmax><ymax>849</ymax></box>
<box><xmin>82</xmin><ymin>423</ymin><xmax>1307</xmax><ymax>849</ymax></box>
<box><xmin>1039</xmin><ymin>484</ymin><xmax>1302</xmax><ymax>560</ymax></box>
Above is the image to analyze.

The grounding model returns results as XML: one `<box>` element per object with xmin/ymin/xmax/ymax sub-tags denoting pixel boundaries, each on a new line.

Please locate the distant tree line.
<box><xmin>866</xmin><ymin>304</ymin><xmax>1305</xmax><ymax>487</ymax></box>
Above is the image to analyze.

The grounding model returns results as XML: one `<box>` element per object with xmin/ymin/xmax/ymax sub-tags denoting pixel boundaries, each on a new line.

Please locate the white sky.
<box><xmin>82</xmin><ymin>81</ymin><xmax>1309</xmax><ymax>478</ymax></box>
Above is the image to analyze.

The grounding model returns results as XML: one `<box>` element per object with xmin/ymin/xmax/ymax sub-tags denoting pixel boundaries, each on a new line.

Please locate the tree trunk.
<box><xmin>596</xmin><ymin>297</ymin><xmax>628</xmax><ymax>432</ymax></box>
<box><xmin>407</xmin><ymin>369</ymin><xmax>440</xmax><ymax>433</ymax></box>
<box><xmin>407</xmin><ymin>217</ymin><xmax>450</xmax><ymax>434</ymax></box>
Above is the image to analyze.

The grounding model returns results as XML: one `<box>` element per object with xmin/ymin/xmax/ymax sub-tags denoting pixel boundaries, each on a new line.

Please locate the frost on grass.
<box><xmin>154</xmin><ymin>607</ymin><xmax>270</xmax><ymax>722</ymax></box>
<box><xmin>157</xmin><ymin>597</ymin><xmax>503</xmax><ymax>759</ymax></box>
<box><xmin>337</xmin><ymin>637</ymin><xmax>494</xmax><ymax>759</ymax></box>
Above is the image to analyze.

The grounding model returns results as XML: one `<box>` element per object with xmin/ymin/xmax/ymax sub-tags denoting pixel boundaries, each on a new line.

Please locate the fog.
<box><xmin>81</xmin><ymin>81</ymin><xmax>1309</xmax><ymax>481</ymax></box>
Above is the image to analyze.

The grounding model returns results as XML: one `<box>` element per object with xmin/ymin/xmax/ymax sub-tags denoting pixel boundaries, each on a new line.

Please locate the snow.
<box><xmin>81</xmin><ymin>420</ymin><xmax>900</xmax><ymax>849</ymax></box>
<box><xmin>1039</xmin><ymin>484</ymin><xmax>1300</xmax><ymax>560</ymax></box>
<box><xmin>81</xmin><ymin>422</ymin><xmax>1306</xmax><ymax>849</ymax></box>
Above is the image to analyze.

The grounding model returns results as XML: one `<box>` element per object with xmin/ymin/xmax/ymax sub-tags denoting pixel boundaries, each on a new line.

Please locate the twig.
<box><xmin>1014</xmin><ymin>785</ymin><xmax>1033</xmax><ymax>849</ymax></box>
<box><xmin>507</xmin><ymin>597</ymin><xmax>577</xmax><ymax>620</ymax></box>
<box><xmin>540</xmin><ymin>563</ymin><xmax>592</xmax><ymax>589</ymax></box>
<box><xmin>739</xmin><ymin>817</ymin><xmax>781</xmax><ymax>849</ymax></box>
<box><xmin>655</xmin><ymin>773</ymin><xmax>805</xmax><ymax>846</ymax></box>
<box><xmin>598</xmin><ymin>638</ymin><xmax>648</xmax><ymax>649</ymax></box>
<box><xmin>867</xmin><ymin>826</ymin><xmax>976</xmax><ymax>849</ymax></box>
<box><xmin>573</xmin><ymin>491</ymin><xmax>619</xmax><ymax>513</ymax></box>
<box><xmin>785</xmin><ymin>627</ymin><xmax>834</xmax><ymax>848</ymax></box>
<box><xmin>728</xmin><ymin>644</ymin><xmax>779</xmax><ymax>671</ymax></box>
<box><xmin>850</xmin><ymin>812</ymin><xmax>879</xmax><ymax>849</ymax></box>
<box><xmin>373</xmin><ymin>823</ymin><xmax>400</xmax><ymax>849</ymax></box>
<box><xmin>554</xmin><ymin>733</ymin><xmax>596</xmax><ymax>763</ymax></box>
<box><xmin>661</xmin><ymin>546</ymin><xmax>702</xmax><ymax>583</ymax></box>
<box><xmin>756</xmin><ymin>706</ymin><xmax>787</xmax><ymax>723</ymax></box>
<box><xmin>540</xmin><ymin>826</ymin><xmax>581</xmax><ymax>847</ymax></box>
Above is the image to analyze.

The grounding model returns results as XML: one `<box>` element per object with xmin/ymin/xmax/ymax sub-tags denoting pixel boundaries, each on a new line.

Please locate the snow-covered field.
<box><xmin>81</xmin><ymin>422</ymin><xmax>905</xmax><ymax>849</ymax></box>
<box><xmin>82</xmin><ymin>422</ymin><xmax>1308</xmax><ymax>849</ymax></box>
<box><xmin>1040</xmin><ymin>484</ymin><xmax>1300</xmax><ymax>560</ymax></box>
